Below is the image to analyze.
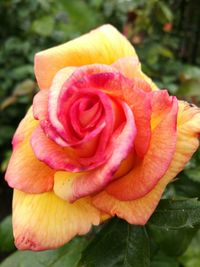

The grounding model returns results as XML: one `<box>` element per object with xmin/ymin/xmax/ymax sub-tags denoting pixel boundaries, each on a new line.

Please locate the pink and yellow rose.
<box><xmin>5</xmin><ymin>25</ymin><xmax>200</xmax><ymax>251</ymax></box>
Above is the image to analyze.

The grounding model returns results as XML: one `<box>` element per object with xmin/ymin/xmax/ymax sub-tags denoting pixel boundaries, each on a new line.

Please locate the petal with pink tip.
<box><xmin>106</xmin><ymin>92</ymin><xmax>178</xmax><ymax>201</ymax></box>
<box><xmin>48</xmin><ymin>67</ymin><xmax>76</xmax><ymax>138</ymax></box>
<box><xmin>5</xmin><ymin>109</ymin><xmax>55</xmax><ymax>193</ymax></box>
<box><xmin>112</xmin><ymin>56</ymin><xmax>158</xmax><ymax>90</ymax></box>
<box><xmin>31</xmin><ymin>126</ymin><xmax>81</xmax><ymax>172</ymax></box>
<box><xmin>93</xmin><ymin>101</ymin><xmax>200</xmax><ymax>224</ymax></box>
<box><xmin>13</xmin><ymin>190</ymin><xmax>101</xmax><ymax>250</ymax></box>
<box><xmin>34</xmin><ymin>25</ymin><xmax>137</xmax><ymax>90</ymax></box>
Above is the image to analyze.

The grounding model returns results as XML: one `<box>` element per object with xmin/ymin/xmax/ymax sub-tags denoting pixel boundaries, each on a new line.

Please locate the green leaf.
<box><xmin>148</xmin><ymin>199</ymin><xmax>200</xmax><ymax>229</ymax></box>
<box><xmin>0</xmin><ymin>216</ymin><xmax>15</xmax><ymax>253</ymax></box>
<box><xmin>179</xmin><ymin>65</ymin><xmax>200</xmax><ymax>81</ymax></box>
<box><xmin>184</xmin><ymin>166</ymin><xmax>200</xmax><ymax>183</ymax></box>
<box><xmin>179</xmin><ymin>229</ymin><xmax>200</xmax><ymax>267</ymax></box>
<box><xmin>173</xmin><ymin>175</ymin><xmax>200</xmax><ymax>198</ymax></box>
<box><xmin>159</xmin><ymin>47</ymin><xmax>173</xmax><ymax>58</ymax></box>
<box><xmin>0</xmin><ymin>237</ymin><xmax>87</xmax><ymax>267</ymax></box>
<box><xmin>79</xmin><ymin>218</ymin><xmax>150</xmax><ymax>267</ymax></box>
<box><xmin>155</xmin><ymin>2</ymin><xmax>173</xmax><ymax>24</ymax></box>
<box><xmin>13</xmin><ymin>79</ymin><xmax>36</xmax><ymax>97</ymax></box>
<box><xmin>177</xmin><ymin>79</ymin><xmax>200</xmax><ymax>97</ymax></box>
<box><xmin>32</xmin><ymin>16</ymin><xmax>55</xmax><ymax>36</ymax></box>
<box><xmin>148</xmin><ymin>225</ymin><xmax>197</xmax><ymax>257</ymax></box>
<box><xmin>151</xmin><ymin>252</ymin><xmax>179</xmax><ymax>267</ymax></box>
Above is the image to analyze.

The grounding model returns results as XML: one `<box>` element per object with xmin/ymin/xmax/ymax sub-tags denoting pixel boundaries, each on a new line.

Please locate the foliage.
<box><xmin>0</xmin><ymin>0</ymin><xmax>200</xmax><ymax>266</ymax></box>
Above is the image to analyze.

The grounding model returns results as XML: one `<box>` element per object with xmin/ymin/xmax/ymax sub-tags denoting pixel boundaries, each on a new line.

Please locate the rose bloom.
<box><xmin>5</xmin><ymin>25</ymin><xmax>200</xmax><ymax>251</ymax></box>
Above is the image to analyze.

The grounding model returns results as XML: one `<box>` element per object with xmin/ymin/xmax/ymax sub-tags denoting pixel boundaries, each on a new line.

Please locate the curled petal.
<box><xmin>48</xmin><ymin>67</ymin><xmax>76</xmax><ymax>139</ymax></box>
<box><xmin>13</xmin><ymin>190</ymin><xmax>101</xmax><ymax>250</ymax></box>
<box><xmin>106</xmin><ymin>92</ymin><xmax>178</xmax><ymax>201</ymax></box>
<box><xmin>31</xmin><ymin>126</ymin><xmax>81</xmax><ymax>172</ymax></box>
<box><xmin>93</xmin><ymin>101</ymin><xmax>200</xmax><ymax>224</ymax></box>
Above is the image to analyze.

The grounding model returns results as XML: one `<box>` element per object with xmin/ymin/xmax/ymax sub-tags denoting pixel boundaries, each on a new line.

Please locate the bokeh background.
<box><xmin>0</xmin><ymin>0</ymin><xmax>200</xmax><ymax>266</ymax></box>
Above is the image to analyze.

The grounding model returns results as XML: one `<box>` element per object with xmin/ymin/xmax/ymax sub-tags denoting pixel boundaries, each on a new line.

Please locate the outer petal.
<box><xmin>13</xmin><ymin>190</ymin><xmax>101</xmax><ymax>251</ymax></box>
<box><xmin>5</xmin><ymin>109</ymin><xmax>55</xmax><ymax>193</ymax></box>
<box><xmin>112</xmin><ymin>56</ymin><xmax>158</xmax><ymax>91</ymax></box>
<box><xmin>35</xmin><ymin>24</ymin><xmax>137</xmax><ymax>90</ymax></box>
<box><xmin>106</xmin><ymin>92</ymin><xmax>178</xmax><ymax>200</ymax></box>
<box><xmin>93</xmin><ymin>102</ymin><xmax>200</xmax><ymax>224</ymax></box>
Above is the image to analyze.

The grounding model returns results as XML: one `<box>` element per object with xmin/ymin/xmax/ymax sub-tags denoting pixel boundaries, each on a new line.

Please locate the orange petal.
<box><xmin>106</xmin><ymin>92</ymin><xmax>178</xmax><ymax>200</ymax></box>
<box><xmin>13</xmin><ymin>190</ymin><xmax>101</xmax><ymax>250</ymax></box>
<box><xmin>93</xmin><ymin>101</ymin><xmax>200</xmax><ymax>224</ymax></box>
<box><xmin>112</xmin><ymin>56</ymin><xmax>158</xmax><ymax>90</ymax></box>
<box><xmin>5</xmin><ymin>109</ymin><xmax>55</xmax><ymax>193</ymax></box>
<box><xmin>34</xmin><ymin>24</ymin><xmax>137</xmax><ymax>90</ymax></box>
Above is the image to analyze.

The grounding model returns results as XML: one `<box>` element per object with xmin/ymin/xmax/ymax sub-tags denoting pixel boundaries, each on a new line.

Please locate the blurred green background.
<box><xmin>0</xmin><ymin>0</ymin><xmax>200</xmax><ymax>266</ymax></box>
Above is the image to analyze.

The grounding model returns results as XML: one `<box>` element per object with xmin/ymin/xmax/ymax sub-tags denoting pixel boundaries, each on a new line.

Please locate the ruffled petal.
<box><xmin>34</xmin><ymin>24</ymin><xmax>137</xmax><ymax>90</ymax></box>
<box><xmin>5</xmin><ymin>109</ymin><xmax>55</xmax><ymax>193</ymax></box>
<box><xmin>93</xmin><ymin>101</ymin><xmax>200</xmax><ymax>224</ymax></box>
<box><xmin>13</xmin><ymin>190</ymin><xmax>100</xmax><ymax>250</ymax></box>
<box><xmin>106</xmin><ymin>92</ymin><xmax>178</xmax><ymax>200</ymax></box>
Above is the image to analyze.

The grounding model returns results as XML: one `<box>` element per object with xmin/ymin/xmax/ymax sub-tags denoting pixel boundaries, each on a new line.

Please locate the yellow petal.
<box><xmin>35</xmin><ymin>24</ymin><xmax>137</xmax><ymax>90</ymax></box>
<box><xmin>13</xmin><ymin>190</ymin><xmax>101</xmax><ymax>251</ymax></box>
<box><xmin>53</xmin><ymin>171</ymin><xmax>80</xmax><ymax>201</ymax></box>
<box><xmin>93</xmin><ymin>101</ymin><xmax>200</xmax><ymax>224</ymax></box>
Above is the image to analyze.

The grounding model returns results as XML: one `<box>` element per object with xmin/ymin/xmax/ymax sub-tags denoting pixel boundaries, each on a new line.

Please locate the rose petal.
<box><xmin>53</xmin><ymin>101</ymin><xmax>136</xmax><ymax>202</ymax></box>
<box><xmin>48</xmin><ymin>67</ymin><xmax>76</xmax><ymax>139</ymax></box>
<box><xmin>31</xmin><ymin>126</ymin><xmax>81</xmax><ymax>172</ymax></box>
<box><xmin>31</xmin><ymin>122</ymin><xmax>113</xmax><ymax>172</ymax></box>
<box><xmin>5</xmin><ymin>109</ymin><xmax>55</xmax><ymax>193</ymax></box>
<box><xmin>112</xmin><ymin>56</ymin><xmax>158</xmax><ymax>90</ymax></box>
<box><xmin>33</xmin><ymin>89</ymin><xmax>48</xmax><ymax>121</ymax></box>
<box><xmin>106</xmin><ymin>92</ymin><xmax>178</xmax><ymax>201</ymax></box>
<box><xmin>34</xmin><ymin>25</ymin><xmax>137</xmax><ymax>89</ymax></box>
<box><xmin>93</xmin><ymin>101</ymin><xmax>200</xmax><ymax>224</ymax></box>
<box><xmin>13</xmin><ymin>190</ymin><xmax>100</xmax><ymax>250</ymax></box>
<box><xmin>83</xmin><ymin>72</ymin><xmax>152</xmax><ymax>157</ymax></box>
<box><xmin>58</xmin><ymin>88</ymin><xmax>114</xmax><ymax>148</ymax></box>
<box><xmin>33</xmin><ymin>89</ymin><xmax>68</xmax><ymax>147</ymax></box>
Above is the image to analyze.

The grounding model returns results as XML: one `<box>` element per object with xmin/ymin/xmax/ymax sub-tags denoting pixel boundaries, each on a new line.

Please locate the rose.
<box><xmin>5</xmin><ymin>25</ymin><xmax>200</xmax><ymax>251</ymax></box>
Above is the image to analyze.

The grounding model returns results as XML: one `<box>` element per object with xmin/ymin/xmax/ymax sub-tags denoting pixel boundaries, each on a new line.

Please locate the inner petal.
<box><xmin>79</xmin><ymin>100</ymin><xmax>101</xmax><ymax>127</ymax></box>
<box><xmin>68</xmin><ymin>96</ymin><xmax>103</xmax><ymax>141</ymax></box>
<box><xmin>58</xmin><ymin>88</ymin><xmax>114</xmax><ymax>149</ymax></box>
